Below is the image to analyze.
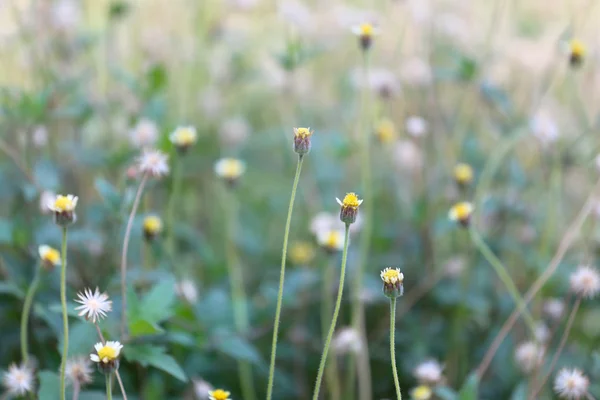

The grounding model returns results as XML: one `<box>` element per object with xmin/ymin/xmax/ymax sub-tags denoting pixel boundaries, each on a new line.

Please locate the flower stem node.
<box><xmin>90</xmin><ymin>341</ymin><xmax>123</xmax><ymax>374</ymax></box>
<box><xmin>569</xmin><ymin>39</ymin><xmax>586</xmax><ymax>67</ymax></box>
<box><xmin>380</xmin><ymin>267</ymin><xmax>404</xmax><ymax>298</ymax></box>
<box><xmin>448</xmin><ymin>202</ymin><xmax>474</xmax><ymax>227</ymax></box>
<box><xmin>293</xmin><ymin>127</ymin><xmax>314</xmax><ymax>155</ymax></box>
<box><xmin>352</xmin><ymin>23</ymin><xmax>380</xmax><ymax>51</ymax></box>
<box><xmin>49</xmin><ymin>194</ymin><xmax>78</xmax><ymax>226</ymax></box>
<box><xmin>336</xmin><ymin>192</ymin><xmax>363</xmax><ymax>225</ymax></box>
<box><xmin>170</xmin><ymin>126</ymin><xmax>198</xmax><ymax>154</ymax></box>
<box><xmin>143</xmin><ymin>215</ymin><xmax>163</xmax><ymax>241</ymax></box>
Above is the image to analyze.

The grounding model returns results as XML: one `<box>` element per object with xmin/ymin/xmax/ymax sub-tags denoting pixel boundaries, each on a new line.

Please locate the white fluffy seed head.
<box><xmin>514</xmin><ymin>340</ymin><xmax>545</xmax><ymax>374</ymax></box>
<box><xmin>554</xmin><ymin>368</ymin><xmax>589</xmax><ymax>399</ymax></box>
<box><xmin>413</xmin><ymin>359</ymin><xmax>444</xmax><ymax>385</ymax></box>
<box><xmin>569</xmin><ymin>265</ymin><xmax>600</xmax><ymax>299</ymax></box>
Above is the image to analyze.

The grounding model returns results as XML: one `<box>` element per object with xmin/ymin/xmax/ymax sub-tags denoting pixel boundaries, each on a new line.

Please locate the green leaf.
<box><xmin>458</xmin><ymin>372</ymin><xmax>480</xmax><ymax>400</ymax></box>
<box><xmin>0</xmin><ymin>218</ymin><xmax>14</xmax><ymax>244</ymax></box>
<box><xmin>94</xmin><ymin>177</ymin><xmax>122</xmax><ymax>211</ymax></box>
<box><xmin>435</xmin><ymin>386</ymin><xmax>459</xmax><ymax>400</ymax></box>
<box><xmin>124</xmin><ymin>344</ymin><xmax>187</xmax><ymax>382</ymax></box>
<box><xmin>213</xmin><ymin>330</ymin><xmax>262</xmax><ymax>365</ymax></box>
<box><xmin>38</xmin><ymin>370</ymin><xmax>59</xmax><ymax>400</ymax></box>
<box><xmin>140</xmin><ymin>278</ymin><xmax>176</xmax><ymax>323</ymax></box>
<box><xmin>129</xmin><ymin>319</ymin><xmax>164</xmax><ymax>337</ymax></box>
<box><xmin>58</xmin><ymin>321</ymin><xmax>97</xmax><ymax>356</ymax></box>
<box><xmin>0</xmin><ymin>281</ymin><xmax>24</xmax><ymax>298</ymax></box>
<box><xmin>510</xmin><ymin>381</ymin><xmax>528</xmax><ymax>400</ymax></box>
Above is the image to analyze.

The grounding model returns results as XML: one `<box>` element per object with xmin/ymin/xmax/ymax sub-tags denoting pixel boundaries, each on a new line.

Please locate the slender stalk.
<box><xmin>321</xmin><ymin>257</ymin><xmax>341</xmax><ymax>400</ymax></box>
<box><xmin>72</xmin><ymin>381</ymin><xmax>80</xmax><ymax>400</ymax></box>
<box><xmin>106</xmin><ymin>373</ymin><xmax>113</xmax><ymax>400</ymax></box>
<box><xmin>20</xmin><ymin>262</ymin><xmax>42</xmax><ymax>363</ymax></box>
<box><xmin>389</xmin><ymin>298</ymin><xmax>402</xmax><ymax>400</ymax></box>
<box><xmin>94</xmin><ymin>322</ymin><xmax>128</xmax><ymax>400</ymax></box>
<box><xmin>266</xmin><ymin>155</ymin><xmax>304</xmax><ymax>400</ymax></box>
<box><xmin>120</xmin><ymin>173</ymin><xmax>149</xmax><ymax>337</ymax></box>
<box><xmin>469</xmin><ymin>228</ymin><xmax>537</xmax><ymax>335</ymax></box>
<box><xmin>59</xmin><ymin>227</ymin><xmax>69</xmax><ymax>400</ymax></box>
<box><xmin>166</xmin><ymin>156</ymin><xmax>183</xmax><ymax>256</ymax></box>
<box><xmin>223</xmin><ymin>188</ymin><xmax>256</xmax><ymax>400</ymax></box>
<box><xmin>529</xmin><ymin>297</ymin><xmax>582</xmax><ymax>400</ymax></box>
<box><xmin>312</xmin><ymin>225</ymin><xmax>350</xmax><ymax>400</ymax></box>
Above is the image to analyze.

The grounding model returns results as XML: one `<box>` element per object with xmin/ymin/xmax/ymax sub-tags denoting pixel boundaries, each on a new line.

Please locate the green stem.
<box><xmin>322</xmin><ymin>257</ymin><xmax>341</xmax><ymax>400</ymax></box>
<box><xmin>390</xmin><ymin>298</ymin><xmax>402</xmax><ymax>400</ymax></box>
<box><xmin>312</xmin><ymin>225</ymin><xmax>351</xmax><ymax>400</ymax></box>
<box><xmin>469</xmin><ymin>228</ymin><xmax>537</xmax><ymax>334</ymax></box>
<box><xmin>223</xmin><ymin>188</ymin><xmax>256</xmax><ymax>400</ymax></box>
<box><xmin>106</xmin><ymin>373</ymin><xmax>113</xmax><ymax>400</ymax></box>
<box><xmin>166</xmin><ymin>156</ymin><xmax>183</xmax><ymax>256</ymax></box>
<box><xmin>20</xmin><ymin>262</ymin><xmax>42</xmax><ymax>363</ymax></box>
<box><xmin>266</xmin><ymin>155</ymin><xmax>304</xmax><ymax>400</ymax></box>
<box><xmin>59</xmin><ymin>227</ymin><xmax>68</xmax><ymax>400</ymax></box>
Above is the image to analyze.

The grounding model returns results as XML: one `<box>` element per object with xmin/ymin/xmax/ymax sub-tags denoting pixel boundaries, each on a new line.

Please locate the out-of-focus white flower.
<box><xmin>75</xmin><ymin>288</ymin><xmax>112</xmax><ymax>323</ymax></box>
<box><xmin>219</xmin><ymin>117</ymin><xmax>250</xmax><ymax>147</ymax></box>
<box><xmin>129</xmin><ymin>119</ymin><xmax>159</xmax><ymax>149</ymax></box>
<box><xmin>399</xmin><ymin>57</ymin><xmax>433</xmax><ymax>86</ymax></box>
<box><xmin>199</xmin><ymin>86</ymin><xmax>223</xmax><ymax>118</ymax></box>
<box><xmin>414</xmin><ymin>359</ymin><xmax>444</xmax><ymax>385</ymax></box>
<box><xmin>570</xmin><ymin>265</ymin><xmax>600</xmax><ymax>299</ymax></box>
<box><xmin>278</xmin><ymin>0</ymin><xmax>313</xmax><ymax>30</ymax></box>
<box><xmin>214</xmin><ymin>158</ymin><xmax>246</xmax><ymax>182</ymax></box>
<box><xmin>40</xmin><ymin>190</ymin><xmax>56</xmax><ymax>214</ymax></box>
<box><xmin>316</xmin><ymin>229</ymin><xmax>345</xmax><ymax>252</ymax></box>
<box><xmin>407</xmin><ymin>0</ymin><xmax>432</xmax><ymax>23</ymax></box>
<box><xmin>332</xmin><ymin>327</ymin><xmax>362</xmax><ymax>355</ymax></box>
<box><xmin>193</xmin><ymin>378</ymin><xmax>214</xmax><ymax>400</ymax></box>
<box><xmin>51</xmin><ymin>0</ymin><xmax>80</xmax><ymax>32</ymax></box>
<box><xmin>443</xmin><ymin>256</ymin><xmax>465</xmax><ymax>278</ymax></box>
<box><xmin>2</xmin><ymin>364</ymin><xmax>34</xmax><ymax>396</ymax></box>
<box><xmin>138</xmin><ymin>149</ymin><xmax>169</xmax><ymax>178</ymax></box>
<box><xmin>534</xmin><ymin>322</ymin><xmax>551</xmax><ymax>343</ymax></box>
<box><xmin>543</xmin><ymin>298</ymin><xmax>565</xmax><ymax>321</ymax></box>
<box><xmin>554</xmin><ymin>368</ymin><xmax>589</xmax><ymax>399</ymax></box>
<box><xmin>393</xmin><ymin>140</ymin><xmax>423</xmax><ymax>171</ymax></box>
<box><xmin>351</xmin><ymin>68</ymin><xmax>400</xmax><ymax>98</ymax></box>
<box><xmin>530</xmin><ymin>111</ymin><xmax>559</xmax><ymax>145</ymax></box>
<box><xmin>65</xmin><ymin>356</ymin><xmax>93</xmax><ymax>386</ymax></box>
<box><xmin>175</xmin><ymin>280</ymin><xmax>198</xmax><ymax>303</ymax></box>
<box><xmin>32</xmin><ymin>125</ymin><xmax>48</xmax><ymax>147</ymax></box>
<box><xmin>405</xmin><ymin>116</ymin><xmax>428</xmax><ymax>137</ymax></box>
<box><xmin>514</xmin><ymin>340</ymin><xmax>545</xmax><ymax>374</ymax></box>
<box><xmin>310</xmin><ymin>212</ymin><xmax>362</xmax><ymax>236</ymax></box>
<box><xmin>434</xmin><ymin>13</ymin><xmax>471</xmax><ymax>46</ymax></box>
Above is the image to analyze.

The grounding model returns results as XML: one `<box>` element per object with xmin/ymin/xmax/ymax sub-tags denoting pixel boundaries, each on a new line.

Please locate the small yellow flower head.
<box><xmin>336</xmin><ymin>192</ymin><xmax>363</xmax><ymax>225</ymax></box>
<box><xmin>90</xmin><ymin>341</ymin><xmax>123</xmax><ymax>373</ymax></box>
<box><xmin>38</xmin><ymin>245</ymin><xmax>61</xmax><ymax>271</ymax></box>
<box><xmin>375</xmin><ymin>119</ymin><xmax>397</xmax><ymax>144</ymax></box>
<box><xmin>453</xmin><ymin>163</ymin><xmax>474</xmax><ymax>186</ymax></box>
<box><xmin>293</xmin><ymin>127</ymin><xmax>314</xmax><ymax>155</ymax></box>
<box><xmin>411</xmin><ymin>385</ymin><xmax>433</xmax><ymax>400</ymax></box>
<box><xmin>317</xmin><ymin>229</ymin><xmax>345</xmax><ymax>253</ymax></box>
<box><xmin>448</xmin><ymin>202</ymin><xmax>474</xmax><ymax>227</ymax></box>
<box><xmin>143</xmin><ymin>215</ymin><xmax>163</xmax><ymax>241</ymax></box>
<box><xmin>569</xmin><ymin>39</ymin><xmax>586</xmax><ymax>67</ymax></box>
<box><xmin>214</xmin><ymin>158</ymin><xmax>246</xmax><ymax>186</ymax></box>
<box><xmin>208</xmin><ymin>389</ymin><xmax>231</xmax><ymax>400</ymax></box>
<box><xmin>170</xmin><ymin>126</ymin><xmax>198</xmax><ymax>153</ymax></box>
<box><xmin>352</xmin><ymin>22</ymin><xmax>380</xmax><ymax>51</ymax></box>
<box><xmin>48</xmin><ymin>194</ymin><xmax>78</xmax><ymax>226</ymax></box>
<box><xmin>380</xmin><ymin>267</ymin><xmax>404</xmax><ymax>298</ymax></box>
<box><xmin>289</xmin><ymin>241</ymin><xmax>316</xmax><ymax>265</ymax></box>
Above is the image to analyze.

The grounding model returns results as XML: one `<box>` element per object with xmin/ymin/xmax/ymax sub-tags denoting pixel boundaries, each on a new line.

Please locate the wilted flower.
<box><xmin>138</xmin><ymin>149</ymin><xmax>169</xmax><ymax>178</ymax></box>
<box><xmin>316</xmin><ymin>229</ymin><xmax>345</xmax><ymax>252</ymax></box>
<box><xmin>2</xmin><ymin>364</ymin><xmax>34</xmax><ymax>396</ymax></box>
<box><xmin>374</xmin><ymin>119</ymin><xmax>397</xmax><ymax>144</ymax></box>
<box><xmin>332</xmin><ymin>327</ymin><xmax>362</xmax><ymax>355</ymax></box>
<box><xmin>514</xmin><ymin>340</ymin><xmax>544</xmax><ymax>374</ymax></box>
<box><xmin>90</xmin><ymin>341</ymin><xmax>123</xmax><ymax>373</ymax></box>
<box><xmin>289</xmin><ymin>241</ymin><xmax>316</xmax><ymax>265</ymax></box>
<box><xmin>568</xmin><ymin>39</ymin><xmax>586</xmax><ymax>67</ymax></box>
<box><xmin>543</xmin><ymin>298</ymin><xmax>565</xmax><ymax>321</ymax></box>
<box><xmin>209</xmin><ymin>389</ymin><xmax>231</xmax><ymax>400</ymax></box>
<box><xmin>214</xmin><ymin>158</ymin><xmax>246</xmax><ymax>185</ymax></box>
<box><xmin>65</xmin><ymin>356</ymin><xmax>93</xmax><ymax>386</ymax></box>
<box><xmin>129</xmin><ymin>118</ymin><xmax>159</xmax><ymax>148</ymax></box>
<box><xmin>170</xmin><ymin>126</ymin><xmax>197</xmax><ymax>153</ymax></box>
<box><xmin>569</xmin><ymin>265</ymin><xmax>600</xmax><ymax>298</ymax></box>
<box><xmin>414</xmin><ymin>359</ymin><xmax>444</xmax><ymax>385</ymax></box>
<box><xmin>74</xmin><ymin>288</ymin><xmax>112</xmax><ymax>323</ymax></box>
<box><xmin>175</xmin><ymin>280</ymin><xmax>199</xmax><ymax>303</ymax></box>
<box><xmin>193</xmin><ymin>378</ymin><xmax>214</xmax><ymax>400</ymax></box>
<box><xmin>411</xmin><ymin>385</ymin><xmax>433</xmax><ymax>400</ymax></box>
<box><xmin>48</xmin><ymin>194</ymin><xmax>78</xmax><ymax>226</ymax></box>
<box><xmin>336</xmin><ymin>192</ymin><xmax>363</xmax><ymax>225</ymax></box>
<box><xmin>554</xmin><ymin>368</ymin><xmax>589</xmax><ymax>399</ymax></box>
<box><xmin>448</xmin><ymin>202</ymin><xmax>473</xmax><ymax>227</ymax></box>
<box><xmin>454</xmin><ymin>163</ymin><xmax>474</xmax><ymax>187</ymax></box>
<box><xmin>351</xmin><ymin>22</ymin><xmax>380</xmax><ymax>51</ymax></box>
<box><xmin>380</xmin><ymin>267</ymin><xmax>404</xmax><ymax>298</ymax></box>
<box><xmin>293</xmin><ymin>127</ymin><xmax>313</xmax><ymax>155</ymax></box>
<box><xmin>39</xmin><ymin>245</ymin><xmax>61</xmax><ymax>270</ymax></box>
<box><xmin>143</xmin><ymin>215</ymin><xmax>163</xmax><ymax>241</ymax></box>
<box><xmin>405</xmin><ymin>116</ymin><xmax>428</xmax><ymax>138</ymax></box>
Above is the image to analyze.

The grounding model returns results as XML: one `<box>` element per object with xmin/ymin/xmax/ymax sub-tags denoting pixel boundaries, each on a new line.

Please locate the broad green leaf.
<box><xmin>140</xmin><ymin>278</ymin><xmax>176</xmax><ymax>323</ymax></box>
<box><xmin>458</xmin><ymin>372</ymin><xmax>480</xmax><ymax>400</ymax></box>
<box><xmin>129</xmin><ymin>319</ymin><xmax>164</xmax><ymax>337</ymax></box>
<box><xmin>510</xmin><ymin>381</ymin><xmax>528</xmax><ymax>400</ymax></box>
<box><xmin>0</xmin><ymin>219</ymin><xmax>13</xmax><ymax>244</ymax></box>
<box><xmin>435</xmin><ymin>386</ymin><xmax>459</xmax><ymax>400</ymax></box>
<box><xmin>213</xmin><ymin>330</ymin><xmax>262</xmax><ymax>365</ymax></box>
<box><xmin>38</xmin><ymin>371</ymin><xmax>59</xmax><ymax>400</ymax></box>
<box><xmin>0</xmin><ymin>281</ymin><xmax>24</xmax><ymax>298</ymax></box>
<box><xmin>94</xmin><ymin>177</ymin><xmax>122</xmax><ymax>210</ymax></box>
<box><xmin>58</xmin><ymin>321</ymin><xmax>97</xmax><ymax>356</ymax></box>
<box><xmin>124</xmin><ymin>344</ymin><xmax>187</xmax><ymax>382</ymax></box>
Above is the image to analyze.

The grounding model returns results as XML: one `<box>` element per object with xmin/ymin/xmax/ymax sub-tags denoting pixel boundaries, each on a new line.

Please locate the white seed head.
<box><xmin>129</xmin><ymin>119</ymin><xmax>159</xmax><ymax>148</ymax></box>
<box><xmin>569</xmin><ymin>265</ymin><xmax>600</xmax><ymax>299</ymax></box>
<box><xmin>332</xmin><ymin>327</ymin><xmax>362</xmax><ymax>355</ymax></box>
<box><xmin>543</xmin><ymin>298</ymin><xmax>565</xmax><ymax>321</ymax></box>
<box><xmin>2</xmin><ymin>364</ymin><xmax>34</xmax><ymax>396</ymax></box>
<box><xmin>514</xmin><ymin>340</ymin><xmax>545</xmax><ymax>374</ymax></box>
<box><xmin>414</xmin><ymin>359</ymin><xmax>444</xmax><ymax>385</ymax></box>
<box><xmin>554</xmin><ymin>368</ymin><xmax>589</xmax><ymax>399</ymax></box>
<box><xmin>138</xmin><ymin>149</ymin><xmax>170</xmax><ymax>178</ymax></box>
<box><xmin>74</xmin><ymin>287</ymin><xmax>112</xmax><ymax>323</ymax></box>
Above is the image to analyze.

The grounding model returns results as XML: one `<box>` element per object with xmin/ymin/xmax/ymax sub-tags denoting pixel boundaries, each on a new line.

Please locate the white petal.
<box><xmin>336</xmin><ymin>198</ymin><xmax>343</xmax><ymax>206</ymax></box>
<box><xmin>90</xmin><ymin>354</ymin><xmax>100</xmax><ymax>362</ymax></box>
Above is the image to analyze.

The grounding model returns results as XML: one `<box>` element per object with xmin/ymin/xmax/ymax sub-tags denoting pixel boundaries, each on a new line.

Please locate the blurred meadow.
<box><xmin>2</xmin><ymin>0</ymin><xmax>600</xmax><ymax>399</ymax></box>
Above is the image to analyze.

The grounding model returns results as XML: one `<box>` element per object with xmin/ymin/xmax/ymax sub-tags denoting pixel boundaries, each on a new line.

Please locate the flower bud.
<box><xmin>48</xmin><ymin>194</ymin><xmax>78</xmax><ymax>226</ymax></box>
<box><xmin>293</xmin><ymin>127</ymin><xmax>313</xmax><ymax>155</ymax></box>
<box><xmin>380</xmin><ymin>267</ymin><xmax>404</xmax><ymax>298</ymax></box>
<box><xmin>336</xmin><ymin>192</ymin><xmax>363</xmax><ymax>225</ymax></box>
<box><xmin>143</xmin><ymin>215</ymin><xmax>163</xmax><ymax>241</ymax></box>
<box><xmin>448</xmin><ymin>202</ymin><xmax>473</xmax><ymax>228</ymax></box>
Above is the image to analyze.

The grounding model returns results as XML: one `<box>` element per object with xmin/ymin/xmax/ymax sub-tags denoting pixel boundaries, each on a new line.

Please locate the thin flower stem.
<box><xmin>59</xmin><ymin>227</ymin><xmax>69</xmax><ymax>400</ymax></box>
<box><xmin>469</xmin><ymin>227</ymin><xmax>537</xmax><ymax>335</ymax></box>
<box><xmin>120</xmin><ymin>173</ymin><xmax>149</xmax><ymax>338</ymax></box>
<box><xmin>224</xmin><ymin>188</ymin><xmax>256</xmax><ymax>400</ymax></box>
<box><xmin>266</xmin><ymin>155</ymin><xmax>304</xmax><ymax>400</ymax></box>
<box><xmin>312</xmin><ymin>225</ymin><xmax>351</xmax><ymax>400</ymax></box>
<box><xmin>20</xmin><ymin>262</ymin><xmax>42</xmax><ymax>363</ymax></box>
<box><xmin>322</xmin><ymin>257</ymin><xmax>341</xmax><ymax>400</ymax></box>
<box><xmin>72</xmin><ymin>381</ymin><xmax>80</xmax><ymax>400</ymax></box>
<box><xmin>106</xmin><ymin>373</ymin><xmax>113</xmax><ymax>400</ymax></box>
<box><xmin>166</xmin><ymin>156</ymin><xmax>183</xmax><ymax>257</ymax></box>
<box><xmin>529</xmin><ymin>297</ymin><xmax>582</xmax><ymax>400</ymax></box>
<box><xmin>94</xmin><ymin>322</ymin><xmax>128</xmax><ymax>400</ymax></box>
<box><xmin>389</xmin><ymin>298</ymin><xmax>402</xmax><ymax>400</ymax></box>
